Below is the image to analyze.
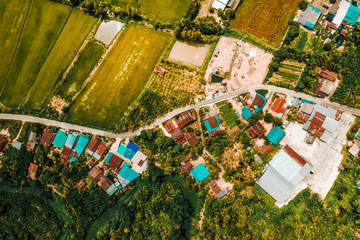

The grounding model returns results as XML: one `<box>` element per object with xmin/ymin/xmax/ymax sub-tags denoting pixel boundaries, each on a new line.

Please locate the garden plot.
<box><xmin>268</xmin><ymin>61</ymin><xmax>305</xmax><ymax>89</ymax></box>
<box><xmin>278</xmin><ymin>112</ymin><xmax>354</xmax><ymax>206</ymax></box>
<box><xmin>67</xmin><ymin>24</ymin><xmax>171</xmax><ymax>130</ymax></box>
<box><xmin>204</xmin><ymin>36</ymin><xmax>273</xmax><ymax>95</ymax></box>
<box><xmin>168</xmin><ymin>41</ymin><xmax>210</xmax><ymax>67</ymax></box>
<box><xmin>94</xmin><ymin>20</ymin><xmax>125</xmax><ymax>45</ymax></box>
<box><xmin>216</xmin><ymin>101</ymin><xmax>238</xmax><ymax>129</ymax></box>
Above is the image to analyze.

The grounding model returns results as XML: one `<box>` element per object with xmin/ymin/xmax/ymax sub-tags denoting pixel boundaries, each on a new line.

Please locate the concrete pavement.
<box><xmin>0</xmin><ymin>84</ymin><xmax>359</xmax><ymax>139</ymax></box>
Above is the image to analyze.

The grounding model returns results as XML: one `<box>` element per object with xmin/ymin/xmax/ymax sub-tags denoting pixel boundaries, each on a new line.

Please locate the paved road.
<box><xmin>0</xmin><ymin>84</ymin><xmax>359</xmax><ymax>139</ymax></box>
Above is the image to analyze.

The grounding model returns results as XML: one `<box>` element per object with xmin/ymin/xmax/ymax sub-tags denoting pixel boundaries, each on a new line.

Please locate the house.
<box><xmin>117</xmin><ymin>163</ymin><xmax>140</xmax><ymax>187</ymax></box>
<box><xmin>108</xmin><ymin>154</ymin><xmax>124</xmax><ymax>174</ymax></box>
<box><xmin>64</xmin><ymin>133</ymin><xmax>78</xmax><ymax>149</ymax></box>
<box><xmin>297</xmin><ymin>5</ymin><xmax>322</xmax><ymax>30</ymax></box>
<box><xmin>340</xmin><ymin>29</ymin><xmax>348</xmax><ymax>36</ymax></box>
<box><xmin>316</xmin><ymin>78</ymin><xmax>335</xmax><ymax>98</ymax></box>
<box><xmin>87</xmin><ymin>138</ymin><xmax>107</xmax><ymax>160</ymax></box>
<box><xmin>86</xmin><ymin>160</ymin><xmax>95</xmax><ymax>168</ymax></box>
<box><xmin>26</xmin><ymin>132</ymin><xmax>37</xmax><ymax>151</ymax></box>
<box><xmin>60</xmin><ymin>147</ymin><xmax>72</xmax><ymax>166</ymax></box>
<box><xmin>318</xmin><ymin>69</ymin><xmax>338</xmax><ymax>82</ymax></box>
<box><xmin>291</xmin><ymin>97</ymin><xmax>301</xmax><ymax>109</ymax></box>
<box><xmin>254</xmin><ymin>154</ymin><xmax>263</xmax><ymax>164</ymax></box>
<box><xmin>270</xmin><ymin>98</ymin><xmax>287</xmax><ymax>119</ymax></box>
<box><xmin>209</xmin><ymin>129</ymin><xmax>225</xmax><ymax>137</ymax></box>
<box><xmin>155</xmin><ymin>66</ymin><xmax>166</xmax><ymax>75</ymax></box>
<box><xmin>75</xmin><ymin>180</ymin><xmax>87</xmax><ymax>190</ymax></box>
<box><xmin>248</xmin><ymin>121</ymin><xmax>265</xmax><ymax>138</ymax></box>
<box><xmin>209</xmin><ymin>180</ymin><xmax>227</xmax><ymax>199</ymax></box>
<box><xmin>176</xmin><ymin>109</ymin><xmax>197</xmax><ymax>129</ymax></box>
<box><xmin>182</xmin><ymin>162</ymin><xmax>194</xmax><ymax>173</ymax></box>
<box><xmin>303</xmin><ymin>104</ymin><xmax>342</xmax><ymax>142</ymax></box>
<box><xmin>297</xmin><ymin>111</ymin><xmax>309</xmax><ymax>124</ymax></box>
<box><xmin>210</xmin><ymin>73</ymin><xmax>225</xmax><ymax>83</ymax></box>
<box><xmin>164</xmin><ymin>120</ymin><xmax>176</xmax><ymax>133</ymax></box>
<box><xmin>177</xmin><ymin>137</ymin><xmax>187</xmax><ymax>146</ymax></box>
<box><xmin>266</xmin><ymin>126</ymin><xmax>285</xmax><ymax>145</ymax></box>
<box><xmin>184</xmin><ymin>132</ymin><xmax>200</xmax><ymax>147</ymax></box>
<box><xmin>106</xmin><ymin>184</ymin><xmax>118</xmax><ymax>196</ymax></box>
<box><xmin>244</xmin><ymin>93</ymin><xmax>267</xmax><ymax>113</ymax></box>
<box><xmin>226</xmin><ymin>0</ymin><xmax>241</xmax><ymax>10</ymax></box>
<box><xmin>300</xmin><ymin>102</ymin><xmax>314</xmax><ymax>115</ymax></box>
<box><xmin>28</xmin><ymin>163</ymin><xmax>38</xmax><ymax>179</ymax></box>
<box><xmin>88</xmin><ymin>166</ymin><xmax>103</xmax><ymax>182</ymax></box>
<box><xmin>170</xmin><ymin>127</ymin><xmax>184</xmax><ymax>141</ymax></box>
<box><xmin>53</xmin><ymin>130</ymin><xmax>67</xmax><ymax>148</ymax></box>
<box><xmin>74</xmin><ymin>133</ymin><xmax>90</xmax><ymax>156</ymax></box>
<box><xmin>257</xmin><ymin>145</ymin><xmax>313</xmax><ymax>204</ymax></box>
<box><xmin>131</xmin><ymin>151</ymin><xmax>148</xmax><ymax>173</ymax></box>
<box><xmin>241</xmin><ymin>106</ymin><xmax>253</xmax><ymax>120</ymax></box>
<box><xmin>190</xmin><ymin>163</ymin><xmax>210</xmax><ymax>182</ymax></box>
<box><xmin>329</xmin><ymin>0</ymin><xmax>360</xmax><ymax>28</ymax></box>
<box><xmin>204</xmin><ymin>116</ymin><xmax>221</xmax><ymax>134</ymax></box>
<box><xmin>98</xmin><ymin>176</ymin><xmax>113</xmax><ymax>191</ymax></box>
<box><xmin>39</xmin><ymin>129</ymin><xmax>54</xmax><ymax>147</ymax></box>
<box><xmin>259</xmin><ymin>144</ymin><xmax>274</xmax><ymax>155</ymax></box>
<box><xmin>0</xmin><ymin>138</ymin><xmax>6</xmax><ymax>152</ymax></box>
<box><xmin>117</xmin><ymin>141</ymin><xmax>143</xmax><ymax>161</ymax></box>
<box><xmin>12</xmin><ymin>141</ymin><xmax>22</xmax><ymax>150</ymax></box>
<box><xmin>349</xmin><ymin>140</ymin><xmax>360</xmax><ymax>156</ymax></box>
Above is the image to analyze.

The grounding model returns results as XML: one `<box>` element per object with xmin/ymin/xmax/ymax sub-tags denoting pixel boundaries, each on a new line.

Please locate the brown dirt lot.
<box><xmin>230</xmin><ymin>0</ymin><xmax>301</xmax><ymax>46</ymax></box>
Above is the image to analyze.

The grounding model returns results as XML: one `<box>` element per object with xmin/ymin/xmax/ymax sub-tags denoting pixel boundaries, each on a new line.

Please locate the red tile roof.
<box><xmin>182</xmin><ymin>162</ymin><xmax>194</xmax><ymax>173</ymax></box>
<box><xmin>60</xmin><ymin>147</ymin><xmax>72</xmax><ymax>166</ymax></box>
<box><xmin>318</xmin><ymin>69</ymin><xmax>338</xmax><ymax>82</ymax></box>
<box><xmin>297</xmin><ymin>111</ymin><xmax>309</xmax><ymax>124</ymax></box>
<box><xmin>184</xmin><ymin>132</ymin><xmax>200</xmax><ymax>147</ymax></box>
<box><xmin>175</xmin><ymin>110</ymin><xmax>197</xmax><ymax>129</ymax></box>
<box><xmin>207</xmin><ymin>116</ymin><xmax>219</xmax><ymax>129</ymax></box>
<box><xmin>209</xmin><ymin>129</ymin><xmax>225</xmax><ymax>137</ymax></box>
<box><xmin>209</xmin><ymin>180</ymin><xmax>221</xmax><ymax>194</ymax></box>
<box><xmin>28</xmin><ymin>163</ymin><xmax>38</xmax><ymax>179</ymax></box>
<box><xmin>259</xmin><ymin>144</ymin><xmax>274</xmax><ymax>155</ymax></box>
<box><xmin>283</xmin><ymin>145</ymin><xmax>307</xmax><ymax>167</ymax></box>
<box><xmin>251</xmin><ymin>95</ymin><xmax>265</xmax><ymax>108</ymax></box>
<box><xmin>88</xmin><ymin>167</ymin><xmax>102</xmax><ymax>182</ymax></box>
<box><xmin>271</xmin><ymin>98</ymin><xmax>286</xmax><ymax>115</ymax></box>
<box><xmin>97</xmin><ymin>176</ymin><xmax>113</xmax><ymax>191</ymax></box>
<box><xmin>88</xmin><ymin>138</ymin><xmax>100</xmax><ymax>153</ymax></box>
<box><xmin>108</xmin><ymin>154</ymin><xmax>124</xmax><ymax>173</ymax></box>
<box><xmin>248</xmin><ymin>121</ymin><xmax>265</xmax><ymax>138</ymax></box>
<box><xmin>39</xmin><ymin>129</ymin><xmax>54</xmax><ymax>147</ymax></box>
<box><xmin>164</xmin><ymin>120</ymin><xmax>176</xmax><ymax>133</ymax></box>
<box><xmin>75</xmin><ymin>180</ymin><xmax>87</xmax><ymax>190</ymax></box>
<box><xmin>170</xmin><ymin>127</ymin><xmax>184</xmax><ymax>141</ymax></box>
<box><xmin>96</xmin><ymin>142</ymin><xmax>107</xmax><ymax>158</ymax></box>
<box><xmin>177</xmin><ymin>137</ymin><xmax>187</xmax><ymax>146</ymax></box>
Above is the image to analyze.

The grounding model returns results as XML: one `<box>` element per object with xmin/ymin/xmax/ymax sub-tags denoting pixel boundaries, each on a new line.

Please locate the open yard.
<box><xmin>0</xmin><ymin>0</ymin><xmax>71</xmax><ymax>108</ymax></box>
<box><xmin>0</xmin><ymin>0</ymin><xmax>31</xmax><ymax>84</ymax></box>
<box><xmin>230</xmin><ymin>0</ymin><xmax>301</xmax><ymax>47</ymax></box>
<box><xmin>58</xmin><ymin>42</ymin><xmax>104</xmax><ymax>102</ymax></box>
<box><xmin>67</xmin><ymin>24</ymin><xmax>171</xmax><ymax>130</ymax></box>
<box><xmin>22</xmin><ymin>8</ymin><xmax>97</xmax><ymax>110</ymax></box>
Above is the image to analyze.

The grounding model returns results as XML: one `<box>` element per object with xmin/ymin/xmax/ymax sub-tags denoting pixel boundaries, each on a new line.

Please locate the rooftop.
<box><xmin>241</xmin><ymin>106</ymin><xmax>253</xmax><ymax>120</ymax></box>
<box><xmin>267</xmin><ymin>126</ymin><xmax>285</xmax><ymax>145</ymax></box>
<box><xmin>190</xmin><ymin>163</ymin><xmax>210</xmax><ymax>182</ymax></box>
<box><xmin>39</xmin><ymin>129</ymin><xmax>54</xmax><ymax>147</ymax></box>
<box><xmin>74</xmin><ymin>133</ymin><xmax>89</xmax><ymax>155</ymax></box>
<box><xmin>53</xmin><ymin>130</ymin><xmax>67</xmax><ymax>148</ymax></box>
<box><xmin>298</xmin><ymin>5</ymin><xmax>322</xmax><ymax>30</ymax></box>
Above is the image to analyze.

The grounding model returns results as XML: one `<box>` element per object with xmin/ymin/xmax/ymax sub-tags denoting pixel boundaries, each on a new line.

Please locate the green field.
<box><xmin>58</xmin><ymin>42</ymin><xmax>104</xmax><ymax>101</ymax></box>
<box><xmin>0</xmin><ymin>0</ymin><xmax>71</xmax><ymax>108</ymax></box>
<box><xmin>216</xmin><ymin>101</ymin><xmax>238</xmax><ymax>129</ymax></box>
<box><xmin>22</xmin><ymin>8</ymin><xmax>97</xmax><ymax>110</ymax></box>
<box><xmin>67</xmin><ymin>24</ymin><xmax>171</xmax><ymax>129</ymax></box>
<box><xmin>269</xmin><ymin>61</ymin><xmax>305</xmax><ymax>89</ymax></box>
<box><xmin>108</xmin><ymin>0</ymin><xmax>192</xmax><ymax>23</ymax></box>
<box><xmin>0</xmin><ymin>0</ymin><xmax>31</xmax><ymax>83</ymax></box>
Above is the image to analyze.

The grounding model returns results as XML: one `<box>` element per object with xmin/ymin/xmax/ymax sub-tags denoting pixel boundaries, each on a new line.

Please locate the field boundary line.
<box><xmin>18</xmin><ymin>8</ymin><xmax>73</xmax><ymax>108</ymax></box>
<box><xmin>0</xmin><ymin>0</ymin><xmax>33</xmax><ymax>95</ymax></box>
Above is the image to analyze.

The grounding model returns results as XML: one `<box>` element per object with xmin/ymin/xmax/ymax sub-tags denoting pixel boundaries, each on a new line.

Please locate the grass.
<box><xmin>0</xmin><ymin>0</ymin><xmax>71</xmax><ymax>108</ymax></box>
<box><xmin>230</xmin><ymin>0</ymin><xmax>301</xmax><ymax>47</ymax></box>
<box><xmin>0</xmin><ymin>0</ymin><xmax>32</xmax><ymax>83</ymax></box>
<box><xmin>216</xmin><ymin>101</ymin><xmax>238</xmax><ymax>129</ymax></box>
<box><xmin>292</xmin><ymin>29</ymin><xmax>325</xmax><ymax>54</ymax></box>
<box><xmin>67</xmin><ymin>23</ymin><xmax>171</xmax><ymax>130</ymax></box>
<box><xmin>21</xmin><ymin>8</ymin><xmax>98</xmax><ymax>111</ymax></box>
<box><xmin>58</xmin><ymin>42</ymin><xmax>104</xmax><ymax>102</ymax></box>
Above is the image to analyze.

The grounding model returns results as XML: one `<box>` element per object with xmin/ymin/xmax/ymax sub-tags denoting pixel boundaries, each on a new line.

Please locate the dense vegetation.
<box><xmin>0</xmin><ymin>191</ymin><xmax>61</xmax><ymax>239</ymax></box>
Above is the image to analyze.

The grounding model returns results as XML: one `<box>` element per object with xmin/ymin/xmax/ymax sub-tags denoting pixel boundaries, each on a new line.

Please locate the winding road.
<box><xmin>1</xmin><ymin>84</ymin><xmax>359</xmax><ymax>139</ymax></box>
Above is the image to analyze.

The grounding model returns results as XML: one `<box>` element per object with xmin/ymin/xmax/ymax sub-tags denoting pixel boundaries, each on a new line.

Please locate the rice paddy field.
<box><xmin>0</xmin><ymin>0</ymin><xmax>32</xmax><ymax>83</ymax></box>
<box><xmin>58</xmin><ymin>42</ymin><xmax>104</xmax><ymax>101</ymax></box>
<box><xmin>108</xmin><ymin>0</ymin><xmax>192</xmax><ymax>23</ymax></box>
<box><xmin>67</xmin><ymin>24</ymin><xmax>171</xmax><ymax>129</ymax></box>
<box><xmin>0</xmin><ymin>0</ymin><xmax>97</xmax><ymax>110</ymax></box>
<box><xmin>230</xmin><ymin>0</ymin><xmax>301</xmax><ymax>47</ymax></box>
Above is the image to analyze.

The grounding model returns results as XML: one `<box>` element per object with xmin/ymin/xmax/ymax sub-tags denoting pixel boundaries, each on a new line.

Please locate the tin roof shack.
<box><xmin>12</xmin><ymin>141</ymin><xmax>22</xmax><ymax>151</ymax></box>
<box><xmin>170</xmin><ymin>127</ymin><xmax>184</xmax><ymax>141</ymax></box>
<box><xmin>257</xmin><ymin>145</ymin><xmax>313</xmax><ymax>204</ymax></box>
<box><xmin>303</xmin><ymin>104</ymin><xmax>342</xmax><ymax>142</ymax></box>
<box><xmin>259</xmin><ymin>144</ymin><xmax>274</xmax><ymax>155</ymax></box>
<box><xmin>39</xmin><ymin>129</ymin><xmax>55</xmax><ymax>147</ymax></box>
<box><xmin>176</xmin><ymin>109</ymin><xmax>197</xmax><ymax>129</ymax></box>
<box><xmin>248</xmin><ymin>121</ymin><xmax>266</xmax><ymax>138</ymax></box>
<box><xmin>164</xmin><ymin>120</ymin><xmax>176</xmax><ymax>133</ymax></box>
<box><xmin>98</xmin><ymin>176</ymin><xmax>113</xmax><ymax>191</ymax></box>
<box><xmin>60</xmin><ymin>147</ymin><xmax>72</xmax><ymax>166</ymax></box>
<box><xmin>88</xmin><ymin>166</ymin><xmax>103</xmax><ymax>182</ymax></box>
<box><xmin>87</xmin><ymin>138</ymin><xmax>107</xmax><ymax>160</ymax></box>
<box><xmin>184</xmin><ymin>132</ymin><xmax>200</xmax><ymax>147</ymax></box>
<box><xmin>182</xmin><ymin>162</ymin><xmax>194</xmax><ymax>173</ymax></box>
<box><xmin>316</xmin><ymin>79</ymin><xmax>335</xmax><ymax>98</ymax></box>
<box><xmin>209</xmin><ymin>180</ymin><xmax>228</xmax><ymax>199</ymax></box>
<box><xmin>75</xmin><ymin>180</ymin><xmax>87</xmax><ymax>191</ymax></box>
<box><xmin>108</xmin><ymin>154</ymin><xmax>124</xmax><ymax>174</ymax></box>
<box><xmin>26</xmin><ymin>132</ymin><xmax>37</xmax><ymax>151</ymax></box>
<box><xmin>270</xmin><ymin>98</ymin><xmax>287</xmax><ymax>119</ymax></box>
<box><xmin>297</xmin><ymin>5</ymin><xmax>322</xmax><ymax>30</ymax></box>
<box><xmin>155</xmin><ymin>66</ymin><xmax>166</xmax><ymax>75</ymax></box>
<box><xmin>318</xmin><ymin>69</ymin><xmax>338</xmax><ymax>82</ymax></box>
<box><xmin>28</xmin><ymin>163</ymin><xmax>39</xmax><ymax>179</ymax></box>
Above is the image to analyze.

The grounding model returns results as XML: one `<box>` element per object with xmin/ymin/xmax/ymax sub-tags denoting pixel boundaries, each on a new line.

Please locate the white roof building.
<box><xmin>212</xmin><ymin>0</ymin><xmax>230</xmax><ymax>10</ymax></box>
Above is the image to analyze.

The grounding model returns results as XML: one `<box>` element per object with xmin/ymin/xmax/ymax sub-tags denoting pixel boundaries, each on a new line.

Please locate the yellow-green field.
<box><xmin>67</xmin><ymin>24</ymin><xmax>171</xmax><ymax>129</ymax></box>
<box><xmin>230</xmin><ymin>0</ymin><xmax>301</xmax><ymax>47</ymax></box>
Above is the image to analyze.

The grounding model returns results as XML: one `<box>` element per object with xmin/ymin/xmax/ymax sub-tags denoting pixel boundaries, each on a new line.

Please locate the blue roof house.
<box><xmin>254</xmin><ymin>93</ymin><xmax>267</xmax><ymax>113</ymax></box>
<box><xmin>267</xmin><ymin>126</ymin><xmax>285</xmax><ymax>145</ymax></box>
<box><xmin>241</xmin><ymin>106</ymin><xmax>253</xmax><ymax>120</ymax></box>
<box><xmin>53</xmin><ymin>130</ymin><xmax>67</xmax><ymax>148</ymax></box>
<box><xmin>127</xmin><ymin>142</ymin><xmax>139</xmax><ymax>153</ymax></box>
<box><xmin>74</xmin><ymin>133</ymin><xmax>90</xmax><ymax>155</ymax></box>
<box><xmin>117</xmin><ymin>144</ymin><xmax>127</xmax><ymax>156</ymax></box>
<box><xmin>190</xmin><ymin>163</ymin><xmax>210</xmax><ymax>182</ymax></box>
<box><xmin>204</xmin><ymin>115</ymin><xmax>221</xmax><ymax>133</ymax></box>
<box><xmin>65</xmin><ymin>133</ymin><xmax>78</xmax><ymax>149</ymax></box>
<box><xmin>344</xmin><ymin>4</ymin><xmax>360</xmax><ymax>25</ymax></box>
<box><xmin>117</xmin><ymin>163</ymin><xmax>140</xmax><ymax>187</ymax></box>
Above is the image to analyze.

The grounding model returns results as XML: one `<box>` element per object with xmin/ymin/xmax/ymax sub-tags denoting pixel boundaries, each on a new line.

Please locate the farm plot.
<box><xmin>0</xmin><ymin>0</ymin><xmax>71</xmax><ymax>108</ymax></box>
<box><xmin>67</xmin><ymin>24</ymin><xmax>171</xmax><ymax>130</ymax></box>
<box><xmin>21</xmin><ymin>8</ymin><xmax>98</xmax><ymax>110</ymax></box>
<box><xmin>230</xmin><ymin>0</ymin><xmax>301</xmax><ymax>47</ymax></box>
<box><xmin>58</xmin><ymin>42</ymin><xmax>104</xmax><ymax>102</ymax></box>
<box><xmin>268</xmin><ymin>61</ymin><xmax>305</xmax><ymax>89</ymax></box>
<box><xmin>0</xmin><ymin>0</ymin><xmax>32</xmax><ymax>84</ymax></box>
<box><xmin>120</xmin><ymin>62</ymin><xmax>203</xmax><ymax>131</ymax></box>
<box><xmin>216</xmin><ymin>101</ymin><xmax>238</xmax><ymax>129</ymax></box>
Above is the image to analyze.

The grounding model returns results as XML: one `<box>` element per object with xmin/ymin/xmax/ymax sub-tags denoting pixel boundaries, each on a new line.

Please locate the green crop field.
<box><xmin>0</xmin><ymin>0</ymin><xmax>71</xmax><ymax>108</ymax></box>
<box><xmin>0</xmin><ymin>0</ymin><xmax>31</xmax><ymax>84</ymax></box>
<box><xmin>58</xmin><ymin>42</ymin><xmax>104</xmax><ymax>101</ymax></box>
<box><xmin>22</xmin><ymin>8</ymin><xmax>97</xmax><ymax>110</ymax></box>
<box><xmin>230</xmin><ymin>0</ymin><xmax>301</xmax><ymax>47</ymax></box>
<box><xmin>216</xmin><ymin>102</ymin><xmax>238</xmax><ymax>129</ymax></box>
<box><xmin>269</xmin><ymin>61</ymin><xmax>305</xmax><ymax>89</ymax></box>
<box><xmin>108</xmin><ymin>0</ymin><xmax>192</xmax><ymax>23</ymax></box>
<box><xmin>67</xmin><ymin>24</ymin><xmax>171</xmax><ymax>130</ymax></box>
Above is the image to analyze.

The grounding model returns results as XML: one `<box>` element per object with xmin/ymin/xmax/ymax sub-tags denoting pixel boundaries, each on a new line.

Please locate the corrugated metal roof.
<box><xmin>267</xmin><ymin>126</ymin><xmax>285</xmax><ymax>145</ymax></box>
<box><xmin>74</xmin><ymin>133</ymin><xmax>89</xmax><ymax>155</ymax></box>
<box><xmin>53</xmin><ymin>130</ymin><xmax>67</xmax><ymax>148</ymax></box>
<box><xmin>190</xmin><ymin>163</ymin><xmax>210</xmax><ymax>182</ymax></box>
<box><xmin>332</xmin><ymin>0</ymin><xmax>351</xmax><ymax>27</ymax></box>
